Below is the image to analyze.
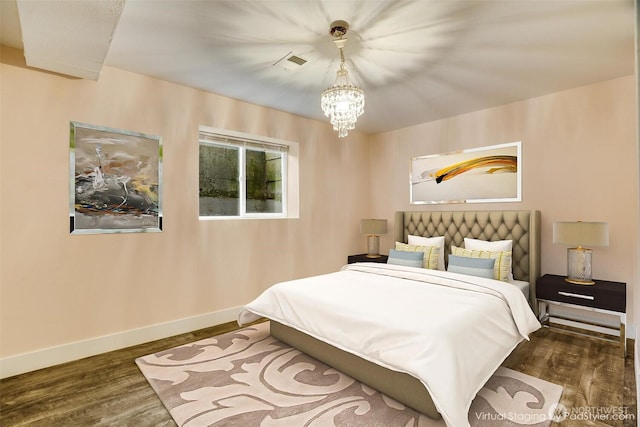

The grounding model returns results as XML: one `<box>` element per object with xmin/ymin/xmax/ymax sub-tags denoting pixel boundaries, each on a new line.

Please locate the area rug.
<box><xmin>136</xmin><ymin>322</ymin><xmax>563</xmax><ymax>426</ymax></box>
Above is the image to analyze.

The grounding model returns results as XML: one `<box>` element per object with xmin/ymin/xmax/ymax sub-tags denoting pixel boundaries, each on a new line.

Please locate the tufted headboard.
<box><xmin>394</xmin><ymin>210</ymin><xmax>541</xmax><ymax>304</ymax></box>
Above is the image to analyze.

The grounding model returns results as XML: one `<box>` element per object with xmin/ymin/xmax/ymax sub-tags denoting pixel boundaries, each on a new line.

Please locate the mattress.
<box><xmin>511</xmin><ymin>279</ymin><xmax>530</xmax><ymax>300</ymax></box>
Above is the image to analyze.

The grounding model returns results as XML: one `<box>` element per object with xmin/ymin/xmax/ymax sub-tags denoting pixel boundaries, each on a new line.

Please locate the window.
<box><xmin>199</xmin><ymin>127</ymin><xmax>297</xmax><ymax>219</ymax></box>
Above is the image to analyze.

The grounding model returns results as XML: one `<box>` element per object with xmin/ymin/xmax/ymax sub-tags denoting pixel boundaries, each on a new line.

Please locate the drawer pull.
<box><xmin>558</xmin><ymin>291</ymin><xmax>594</xmax><ymax>300</ymax></box>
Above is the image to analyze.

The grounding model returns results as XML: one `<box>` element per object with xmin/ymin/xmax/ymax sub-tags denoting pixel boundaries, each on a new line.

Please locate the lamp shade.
<box><xmin>553</xmin><ymin>222</ymin><xmax>609</xmax><ymax>247</ymax></box>
<box><xmin>360</xmin><ymin>219</ymin><xmax>387</xmax><ymax>235</ymax></box>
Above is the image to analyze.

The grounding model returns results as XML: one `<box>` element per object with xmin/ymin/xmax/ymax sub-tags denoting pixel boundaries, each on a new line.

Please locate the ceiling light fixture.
<box><xmin>320</xmin><ymin>20</ymin><xmax>365</xmax><ymax>138</ymax></box>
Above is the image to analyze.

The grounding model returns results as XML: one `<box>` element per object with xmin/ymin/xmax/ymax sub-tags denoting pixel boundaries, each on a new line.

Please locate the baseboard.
<box><xmin>0</xmin><ymin>306</ymin><xmax>243</xmax><ymax>379</ymax></box>
<box><xmin>636</xmin><ymin>337</ymin><xmax>640</xmax><ymax>421</ymax></box>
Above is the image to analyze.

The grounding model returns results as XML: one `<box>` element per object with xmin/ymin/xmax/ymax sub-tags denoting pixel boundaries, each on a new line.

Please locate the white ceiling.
<box><xmin>1</xmin><ymin>0</ymin><xmax>635</xmax><ymax>135</ymax></box>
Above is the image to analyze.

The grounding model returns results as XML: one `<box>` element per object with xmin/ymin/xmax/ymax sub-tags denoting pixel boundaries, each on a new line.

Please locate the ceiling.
<box><xmin>1</xmin><ymin>0</ymin><xmax>635</xmax><ymax>135</ymax></box>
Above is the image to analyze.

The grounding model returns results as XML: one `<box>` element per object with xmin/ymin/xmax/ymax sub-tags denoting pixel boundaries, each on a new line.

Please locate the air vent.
<box><xmin>273</xmin><ymin>51</ymin><xmax>307</xmax><ymax>71</ymax></box>
<box><xmin>287</xmin><ymin>55</ymin><xmax>307</xmax><ymax>66</ymax></box>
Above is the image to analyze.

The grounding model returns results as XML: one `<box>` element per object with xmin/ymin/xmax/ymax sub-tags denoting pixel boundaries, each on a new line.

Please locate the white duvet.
<box><xmin>237</xmin><ymin>263</ymin><xmax>540</xmax><ymax>427</ymax></box>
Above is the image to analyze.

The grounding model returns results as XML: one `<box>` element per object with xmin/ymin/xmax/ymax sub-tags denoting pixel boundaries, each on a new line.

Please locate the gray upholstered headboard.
<box><xmin>394</xmin><ymin>210</ymin><xmax>541</xmax><ymax>304</ymax></box>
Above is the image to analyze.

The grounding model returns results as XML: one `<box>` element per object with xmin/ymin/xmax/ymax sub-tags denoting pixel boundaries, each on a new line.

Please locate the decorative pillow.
<box><xmin>464</xmin><ymin>238</ymin><xmax>513</xmax><ymax>280</ymax></box>
<box><xmin>451</xmin><ymin>246</ymin><xmax>512</xmax><ymax>281</ymax></box>
<box><xmin>408</xmin><ymin>235</ymin><xmax>445</xmax><ymax>270</ymax></box>
<box><xmin>395</xmin><ymin>242</ymin><xmax>440</xmax><ymax>270</ymax></box>
<box><xmin>447</xmin><ymin>255</ymin><xmax>495</xmax><ymax>279</ymax></box>
<box><xmin>387</xmin><ymin>249</ymin><xmax>424</xmax><ymax>268</ymax></box>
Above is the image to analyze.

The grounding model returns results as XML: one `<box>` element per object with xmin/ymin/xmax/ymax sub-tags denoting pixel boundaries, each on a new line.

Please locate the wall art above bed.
<box><xmin>410</xmin><ymin>141</ymin><xmax>521</xmax><ymax>204</ymax></box>
<box><xmin>69</xmin><ymin>122</ymin><xmax>163</xmax><ymax>234</ymax></box>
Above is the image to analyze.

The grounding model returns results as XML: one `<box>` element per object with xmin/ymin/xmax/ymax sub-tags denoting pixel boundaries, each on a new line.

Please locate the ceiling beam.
<box><xmin>17</xmin><ymin>0</ymin><xmax>125</xmax><ymax>80</ymax></box>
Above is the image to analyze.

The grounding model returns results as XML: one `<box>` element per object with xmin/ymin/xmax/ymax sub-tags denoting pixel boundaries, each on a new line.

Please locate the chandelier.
<box><xmin>320</xmin><ymin>20</ymin><xmax>365</xmax><ymax>138</ymax></box>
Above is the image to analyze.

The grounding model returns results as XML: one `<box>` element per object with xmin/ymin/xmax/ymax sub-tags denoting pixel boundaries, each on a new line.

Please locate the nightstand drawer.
<box><xmin>348</xmin><ymin>254</ymin><xmax>388</xmax><ymax>264</ymax></box>
<box><xmin>536</xmin><ymin>274</ymin><xmax>625</xmax><ymax>313</ymax></box>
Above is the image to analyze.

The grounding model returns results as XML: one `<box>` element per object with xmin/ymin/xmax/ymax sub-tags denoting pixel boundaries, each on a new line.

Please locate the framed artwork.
<box><xmin>410</xmin><ymin>141</ymin><xmax>521</xmax><ymax>204</ymax></box>
<box><xmin>69</xmin><ymin>122</ymin><xmax>163</xmax><ymax>234</ymax></box>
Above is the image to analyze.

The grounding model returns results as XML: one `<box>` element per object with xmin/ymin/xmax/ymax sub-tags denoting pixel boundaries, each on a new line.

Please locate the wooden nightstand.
<box><xmin>536</xmin><ymin>274</ymin><xmax>626</xmax><ymax>356</ymax></box>
<box><xmin>347</xmin><ymin>254</ymin><xmax>388</xmax><ymax>264</ymax></box>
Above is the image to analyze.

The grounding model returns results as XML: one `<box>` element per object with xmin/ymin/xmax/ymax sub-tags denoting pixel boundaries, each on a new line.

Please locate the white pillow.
<box><xmin>464</xmin><ymin>238</ymin><xmax>513</xmax><ymax>280</ymax></box>
<box><xmin>464</xmin><ymin>237</ymin><xmax>512</xmax><ymax>252</ymax></box>
<box><xmin>408</xmin><ymin>235</ymin><xmax>445</xmax><ymax>270</ymax></box>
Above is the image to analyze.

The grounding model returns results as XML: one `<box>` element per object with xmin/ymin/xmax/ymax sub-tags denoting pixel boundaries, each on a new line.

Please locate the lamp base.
<box><xmin>566</xmin><ymin>247</ymin><xmax>593</xmax><ymax>285</ymax></box>
<box><xmin>366</xmin><ymin>235</ymin><xmax>380</xmax><ymax>258</ymax></box>
<box><xmin>564</xmin><ymin>277</ymin><xmax>595</xmax><ymax>286</ymax></box>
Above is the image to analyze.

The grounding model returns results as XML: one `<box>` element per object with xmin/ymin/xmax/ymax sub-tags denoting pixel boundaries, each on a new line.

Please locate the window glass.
<box><xmin>245</xmin><ymin>149</ymin><xmax>283</xmax><ymax>214</ymax></box>
<box><xmin>199</xmin><ymin>144</ymin><xmax>240</xmax><ymax>216</ymax></box>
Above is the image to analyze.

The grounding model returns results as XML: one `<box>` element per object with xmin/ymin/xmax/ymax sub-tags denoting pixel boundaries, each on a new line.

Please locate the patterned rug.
<box><xmin>136</xmin><ymin>322</ymin><xmax>562</xmax><ymax>426</ymax></box>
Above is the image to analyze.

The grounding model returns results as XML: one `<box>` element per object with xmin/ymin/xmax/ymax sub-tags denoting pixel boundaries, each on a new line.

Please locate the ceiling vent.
<box><xmin>273</xmin><ymin>51</ymin><xmax>307</xmax><ymax>71</ymax></box>
<box><xmin>287</xmin><ymin>55</ymin><xmax>307</xmax><ymax>66</ymax></box>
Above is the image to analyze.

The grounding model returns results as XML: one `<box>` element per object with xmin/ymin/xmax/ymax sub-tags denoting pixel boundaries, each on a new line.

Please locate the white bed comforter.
<box><xmin>237</xmin><ymin>263</ymin><xmax>541</xmax><ymax>427</ymax></box>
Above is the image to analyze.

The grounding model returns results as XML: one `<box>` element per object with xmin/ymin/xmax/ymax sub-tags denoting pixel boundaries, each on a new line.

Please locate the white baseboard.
<box><xmin>636</xmin><ymin>337</ymin><xmax>639</xmax><ymax>421</ymax></box>
<box><xmin>0</xmin><ymin>306</ymin><xmax>243</xmax><ymax>379</ymax></box>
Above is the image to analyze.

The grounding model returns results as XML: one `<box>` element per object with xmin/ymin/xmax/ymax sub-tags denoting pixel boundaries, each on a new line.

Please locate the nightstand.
<box><xmin>347</xmin><ymin>254</ymin><xmax>388</xmax><ymax>264</ymax></box>
<box><xmin>536</xmin><ymin>274</ymin><xmax>626</xmax><ymax>356</ymax></box>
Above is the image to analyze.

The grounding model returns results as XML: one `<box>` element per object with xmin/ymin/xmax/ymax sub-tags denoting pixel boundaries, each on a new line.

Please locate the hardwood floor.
<box><xmin>504</xmin><ymin>327</ymin><xmax>636</xmax><ymax>427</ymax></box>
<box><xmin>0</xmin><ymin>321</ymin><xmax>242</xmax><ymax>427</ymax></box>
<box><xmin>1</xmin><ymin>322</ymin><xmax>636</xmax><ymax>426</ymax></box>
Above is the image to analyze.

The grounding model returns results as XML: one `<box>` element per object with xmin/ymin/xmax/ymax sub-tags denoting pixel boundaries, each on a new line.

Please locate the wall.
<box><xmin>369</xmin><ymin>76</ymin><xmax>639</xmax><ymax>333</ymax></box>
<box><xmin>634</xmin><ymin>0</ymin><xmax>639</xmax><ymax>413</ymax></box>
<box><xmin>2</xmin><ymin>45</ymin><xmax>637</xmax><ymax>376</ymax></box>
<box><xmin>0</xmin><ymin>46</ymin><xmax>371</xmax><ymax>372</ymax></box>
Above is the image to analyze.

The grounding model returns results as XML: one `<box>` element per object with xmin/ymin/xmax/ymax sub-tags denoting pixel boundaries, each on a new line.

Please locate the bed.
<box><xmin>238</xmin><ymin>210</ymin><xmax>541</xmax><ymax>427</ymax></box>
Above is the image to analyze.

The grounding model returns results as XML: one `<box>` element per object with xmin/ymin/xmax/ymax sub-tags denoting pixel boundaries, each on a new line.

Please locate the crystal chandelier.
<box><xmin>320</xmin><ymin>20</ymin><xmax>365</xmax><ymax>138</ymax></box>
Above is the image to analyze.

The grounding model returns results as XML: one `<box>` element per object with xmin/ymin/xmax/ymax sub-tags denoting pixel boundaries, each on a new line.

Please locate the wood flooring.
<box><xmin>504</xmin><ymin>326</ymin><xmax>637</xmax><ymax>427</ymax></box>
<box><xmin>1</xmin><ymin>321</ymin><xmax>636</xmax><ymax>426</ymax></box>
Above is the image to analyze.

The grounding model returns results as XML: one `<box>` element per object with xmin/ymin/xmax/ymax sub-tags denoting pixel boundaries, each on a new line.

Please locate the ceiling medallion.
<box><xmin>320</xmin><ymin>20</ymin><xmax>365</xmax><ymax>138</ymax></box>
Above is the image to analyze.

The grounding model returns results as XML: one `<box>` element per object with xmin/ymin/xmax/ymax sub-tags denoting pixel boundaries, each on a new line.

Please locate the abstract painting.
<box><xmin>411</xmin><ymin>141</ymin><xmax>521</xmax><ymax>204</ymax></box>
<box><xmin>70</xmin><ymin>122</ymin><xmax>162</xmax><ymax>234</ymax></box>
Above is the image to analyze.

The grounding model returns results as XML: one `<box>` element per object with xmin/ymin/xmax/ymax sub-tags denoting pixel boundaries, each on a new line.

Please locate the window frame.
<box><xmin>198</xmin><ymin>127</ymin><xmax>293</xmax><ymax>220</ymax></box>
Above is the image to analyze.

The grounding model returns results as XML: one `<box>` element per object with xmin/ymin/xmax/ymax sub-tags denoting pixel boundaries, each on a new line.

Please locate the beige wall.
<box><xmin>369</xmin><ymin>75</ymin><xmax>639</xmax><ymax>330</ymax></box>
<box><xmin>1</xmin><ymin>45</ymin><xmax>637</xmax><ymax>371</ymax></box>
<box><xmin>0</xmin><ymin>47</ymin><xmax>371</xmax><ymax>359</ymax></box>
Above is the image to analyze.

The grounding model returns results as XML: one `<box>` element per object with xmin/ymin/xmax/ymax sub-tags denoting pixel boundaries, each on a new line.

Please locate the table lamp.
<box><xmin>360</xmin><ymin>219</ymin><xmax>387</xmax><ymax>258</ymax></box>
<box><xmin>553</xmin><ymin>221</ymin><xmax>609</xmax><ymax>285</ymax></box>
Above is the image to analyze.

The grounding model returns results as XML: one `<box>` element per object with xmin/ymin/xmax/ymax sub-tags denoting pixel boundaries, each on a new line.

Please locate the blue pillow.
<box><xmin>447</xmin><ymin>255</ymin><xmax>495</xmax><ymax>279</ymax></box>
<box><xmin>387</xmin><ymin>249</ymin><xmax>424</xmax><ymax>268</ymax></box>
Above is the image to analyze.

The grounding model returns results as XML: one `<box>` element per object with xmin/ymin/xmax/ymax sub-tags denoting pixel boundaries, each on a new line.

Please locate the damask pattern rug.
<box><xmin>136</xmin><ymin>322</ymin><xmax>563</xmax><ymax>426</ymax></box>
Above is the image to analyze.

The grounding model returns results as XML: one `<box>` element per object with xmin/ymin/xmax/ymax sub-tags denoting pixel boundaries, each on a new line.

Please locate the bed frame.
<box><xmin>271</xmin><ymin>209</ymin><xmax>541</xmax><ymax>419</ymax></box>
